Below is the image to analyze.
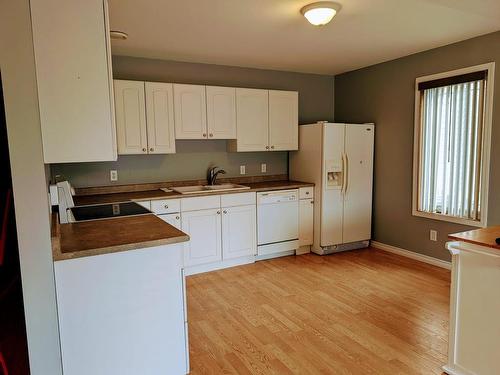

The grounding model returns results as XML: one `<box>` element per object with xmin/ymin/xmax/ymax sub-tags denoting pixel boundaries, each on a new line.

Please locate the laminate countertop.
<box><xmin>74</xmin><ymin>180</ymin><xmax>314</xmax><ymax>206</ymax></box>
<box><xmin>448</xmin><ymin>226</ymin><xmax>500</xmax><ymax>250</ymax></box>
<box><xmin>52</xmin><ymin>213</ymin><xmax>190</xmax><ymax>261</ymax></box>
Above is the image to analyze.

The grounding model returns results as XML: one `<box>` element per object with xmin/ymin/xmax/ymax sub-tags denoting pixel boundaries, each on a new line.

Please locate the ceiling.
<box><xmin>109</xmin><ymin>0</ymin><xmax>500</xmax><ymax>75</ymax></box>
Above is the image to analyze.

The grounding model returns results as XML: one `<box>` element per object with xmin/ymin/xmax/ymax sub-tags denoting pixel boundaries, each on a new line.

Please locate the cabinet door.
<box><xmin>181</xmin><ymin>209</ymin><xmax>222</xmax><ymax>266</ymax></box>
<box><xmin>113</xmin><ymin>80</ymin><xmax>148</xmax><ymax>155</ymax></box>
<box><xmin>234</xmin><ymin>88</ymin><xmax>269</xmax><ymax>151</ymax></box>
<box><xmin>158</xmin><ymin>213</ymin><xmax>182</xmax><ymax>230</ymax></box>
<box><xmin>30</xmin><ymin>0</ymin><xmax>117</xmax><ymax>163</ymax></box>
<box><xmin>173</xmin><ymin>84</ymin><xmax>207</xmax><ymax>139</ymax></box>
<box><xmin>269</xmin><ymin>90</ymin><xmax>298</xmax><ymax>151</ymax></box>
<box><xmin>206</xmin><ymin>86</ymin><xmax>236</xmax><ymax>139</ymax></box>
<box><xmin>222</xmin><ymin>205</ymin><xmax>256</xmax><ymax>259</ymax></box>
<box><xmin>145</xmin><ymin>82</ymin><xmax>176</xmax><ymax>154</ymax></box>
<box><xmin>343</xmin><ymin>124</ymin><xmax>374</xmax><ymax>243</ymax></box>
<box><xmin>299</xmin><ymin>199</ymin><xmax>314</xmax><ymax>246</ymax></box>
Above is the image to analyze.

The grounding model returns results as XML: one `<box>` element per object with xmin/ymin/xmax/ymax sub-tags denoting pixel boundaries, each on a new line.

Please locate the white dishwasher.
<box><xmin>257</xmin><ymin>189</ymin><xmax>299</xmax><ymax>260</ymax></box>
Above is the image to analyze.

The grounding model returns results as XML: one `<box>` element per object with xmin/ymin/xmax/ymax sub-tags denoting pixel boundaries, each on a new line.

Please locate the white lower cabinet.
<box><xmin>54</xmin><ymin>244</ymin><xmax>187</xmax><ymax>375</ymax></box>
<box><xmin>158</xmin><ymin>213</ymin><xmax>182</xmax><ymax>230</ymax></box>
<box><xmin>182</xmin><ymin>208</ymin><xmax>222</xmax><ymax>267</ymax></box>
<box><xmin>299</xmin><ymin>198</ymin><xmax>314</xmax><ymax>247</ymax></box>
<box><xmin>222</xmin><ymin>204</ymin><xmax>256</xmax><ymax>259</ymax></box>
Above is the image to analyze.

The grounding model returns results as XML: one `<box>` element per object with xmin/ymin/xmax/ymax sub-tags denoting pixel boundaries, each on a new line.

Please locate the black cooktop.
<box><xmin>70</xmin><ymin>202</ymin><xmax>151</xmax><ymax>222</ymax></box>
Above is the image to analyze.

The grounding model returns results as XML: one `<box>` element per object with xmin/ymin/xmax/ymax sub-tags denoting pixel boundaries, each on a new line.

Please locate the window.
<box><xmin>413</xmin><ymin>63</ymin><xmax>495</xmax><ymax>227</ymax></box>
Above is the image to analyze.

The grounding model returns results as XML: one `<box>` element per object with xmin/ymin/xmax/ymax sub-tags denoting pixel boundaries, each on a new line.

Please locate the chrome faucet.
<box><xmin>207</xmin><ymin>166</ymin><xmax>226</xmax><ymax>186</ymax></box>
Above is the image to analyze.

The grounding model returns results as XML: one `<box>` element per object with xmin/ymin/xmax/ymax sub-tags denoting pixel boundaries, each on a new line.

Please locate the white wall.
<box><xmin>0</xmin><ymin>0</ymin><xmax>62</xmax><ymax>373</ymax></box>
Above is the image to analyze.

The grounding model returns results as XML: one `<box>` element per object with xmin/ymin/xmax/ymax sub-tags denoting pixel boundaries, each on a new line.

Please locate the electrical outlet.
<box><xmin>110</xmin><ymin>170</ymin><xmax>118</xmax><ymax>182</ymax></box>
<box><xmin>240</xmin><ymin>165</ymin><xmax>246</xmax><ymax>175</ymax></box>
<box><xmin>261</xmin><ymin>163</ymin><xmax>267</xmax><ymax>173</ymax></box>
<box><xmin>430</xmin><ymin>230</ymin><xmax>437</xmax><ymax>242</ymax></box>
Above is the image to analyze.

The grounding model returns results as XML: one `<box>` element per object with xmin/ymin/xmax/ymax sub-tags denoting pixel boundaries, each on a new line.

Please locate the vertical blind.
<box><xmin>419</xmin><ymin>78</ymin><xmax>485</xmax><ymax>221</ymax></box>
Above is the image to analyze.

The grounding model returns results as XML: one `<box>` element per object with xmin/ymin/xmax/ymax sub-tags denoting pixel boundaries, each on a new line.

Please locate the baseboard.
<box><xmin>184</xmin><ymin>256</ymin><xmax>255</xmax><ymax>276</ymax></box>
<box><xmin>371</xmin><ymin>241</ymin><xmax>451</xmax><ymax>270</ymax></box>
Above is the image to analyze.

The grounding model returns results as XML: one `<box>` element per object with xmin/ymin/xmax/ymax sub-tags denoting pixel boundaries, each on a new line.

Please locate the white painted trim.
<box><xmin>412</xmin><ymin>62</ymin><xmax>495</xmax><ymax>228</ymax></box>
<box><xmin>442</xmin><ymin>364</ymin><xmax>474</xmax><ymax>375</ymax></box>
<box><xmin>371</xmin><ymin>241</ymin><xmax>451</xmax><ymax>270</ymax></box>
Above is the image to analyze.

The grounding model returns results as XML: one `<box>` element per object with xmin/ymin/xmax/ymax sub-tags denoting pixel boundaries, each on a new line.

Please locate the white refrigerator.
<box><xmin>290</xmin><ymin>122</ymin><xmax>374</xmax><ymax>255</ymax></box>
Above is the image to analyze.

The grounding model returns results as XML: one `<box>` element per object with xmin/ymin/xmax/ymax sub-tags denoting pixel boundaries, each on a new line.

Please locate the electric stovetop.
<box><xmin>70</xmin><ymin>202</ymin><xmax>151</xmax><ymax>222</ymax></box>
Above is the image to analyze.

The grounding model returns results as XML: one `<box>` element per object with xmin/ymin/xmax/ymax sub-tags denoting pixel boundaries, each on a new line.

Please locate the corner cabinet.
<box><xmin>114</xmin><ymin>80</ymin><xmax>175</xmax><ymax>155</ymax></box>
<box><xmin>228</xmin><ymin>89</ymin><xmax>298</xmax><ymax>152</ymax></box>
<box><xmin>30</xmin><ymin>0</ymin><xmax>117</xmax><ymax>163</ymax></box>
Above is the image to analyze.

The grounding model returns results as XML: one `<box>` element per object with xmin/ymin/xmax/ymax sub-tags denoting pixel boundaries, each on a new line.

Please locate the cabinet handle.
<box><xmin>311</xmin><ymin>200</ymin><xmax>314</xmax><ymax>204</ymax></box>
<box><xmin>305</xmin><ymin>191</ymin><xmax>309</xmax><ymax>195</ymax></box>
<box><xmin>271</xmin><ymin>145</ymin><xmax>275</xmax><ymax>149</ymax></box>
<box><xmin>223</xmin><ymin>210</ymin><xmax>227</xmax><ymax>214</ymax></box>
<box><xmin>164</xmin><ymin>204</ymin><xmax>169</xmax><ymax>209</ymax></box>
<box><xmin>175</xmin><ymin>216</ymin><xmax>180</xmax><ymax>220</ymax></box>
<box><xmin>150</xmin><ymin>147</ymin><xmax>154</xmax><ymax>152</ymax></box>
<box><xmin>203</xmin><ymin>133</ymin><xmax>207</xmax><ymax>138</ymax></box>
<box><xmin>209</xmin><ymin>133</ymin><xmax>213</xmax><ymax>137</ymax></box>
<box><xmin>217</xmin><ymin>210</ymin><xmax>221</xmax><ymax>215</ymax></box>
<box><xmin>142</xmin><ymin>148</ymin><xmax>147</xmax><ymax>152</ymax></box>
<box><xmin>265</xmin><ymin>146</ymin><xmax>269</xmax><ymax>150</ymax></box>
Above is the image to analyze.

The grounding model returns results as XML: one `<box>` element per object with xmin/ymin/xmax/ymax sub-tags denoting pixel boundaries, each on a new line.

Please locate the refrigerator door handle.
<box><xmin>341</xmin><ymin>153</ymin><xmax>347</xmax><ymax>194</ymax></box>
<box><xmin>344</xmin><ymin>153</ymin><xmax>349</xmax><ymax>194</ymax></box>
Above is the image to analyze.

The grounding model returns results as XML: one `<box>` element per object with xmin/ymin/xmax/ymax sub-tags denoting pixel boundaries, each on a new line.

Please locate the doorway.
<box><xmin>0</xmin><ymin>73</ymin><xmax>30</xmax><ymax>374</ymax></box>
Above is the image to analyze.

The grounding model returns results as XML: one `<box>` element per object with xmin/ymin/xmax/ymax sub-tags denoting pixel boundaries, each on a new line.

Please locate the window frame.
<box><xmin>412</xmin><ymin>63</ymin><xmax>495</xmax><ymax>227</ymax></box>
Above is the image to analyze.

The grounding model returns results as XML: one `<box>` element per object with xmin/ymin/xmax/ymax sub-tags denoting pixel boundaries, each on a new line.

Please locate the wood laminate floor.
<box><xmin>187</xmin><ymin>248</ymin><xmax>450</xmax><ymax>374</ymax></box>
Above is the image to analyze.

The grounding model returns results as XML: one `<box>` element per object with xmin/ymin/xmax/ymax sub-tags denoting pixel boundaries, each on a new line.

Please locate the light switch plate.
<box><xmin>261</xmin><ymin>163</ymin><xmax>267</xmax><ymax>173</ymax></box>
<box><xmin>240</xmin><ymin>165</ymin><xmax>246</xmax><ymax>175</ymax></box>
<box><xmin>430</xmin><ymin>230</ymin><xmax>437</xmax><ymax>241</ymax></box>
<box><xmin>110</xmin><ymin>170</ymin><xmax>118</xmax><ymax>182</ymax></box>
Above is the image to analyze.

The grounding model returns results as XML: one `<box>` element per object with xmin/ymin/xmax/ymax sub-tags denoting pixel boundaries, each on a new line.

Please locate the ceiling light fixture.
<box><xmin>301</xmin><ymin>1</ymin><xmax>342</xmax><ymax>26</ymax></box>
<box><xmin>110</xmin><ymin>30</ymin><xmax>128</xmax><ymax>40</ymax></box>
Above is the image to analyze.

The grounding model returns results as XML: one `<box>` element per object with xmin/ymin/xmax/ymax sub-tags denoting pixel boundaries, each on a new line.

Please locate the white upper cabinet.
<box><xmin>30</xmin><ymin>0</ymin><xmax>117</xmax><ymax>163</ymax></box>
<box><xmin>114</xmin><ymin>80</ymin><xmax>176</xmax><ymax>155</ymax></box>
<box><xmin>206</xmin><ymin>86</ymin><xmax>237</xmax><ymax>139</ymax></box>
<box><xmin>229</xmin><ymin>88</ymin><xmax>269</xmax><ymax>152</ymax></box>
<box><xmin>173</xmin><ymin>84</ymin><xmax>207</xmax><ymax>139</ymax></box>
<box><xmin>145</xmin><ymin>82</ymin><xmax>176</xmax><ymax>154</ymax></box>
<box><xmin>114</xmin><ymin>80</ymin><xmax>148</xmax><ymax>155</ymax></box>
<box><xmin>269</xmin><ymin>90</ymin><xmax>299</xmax><ymax>151</ymax></box>
<box><xmin>229</xmin><ymin>88</ymin><xmax>298</xmax><ymax>152</ymax></box>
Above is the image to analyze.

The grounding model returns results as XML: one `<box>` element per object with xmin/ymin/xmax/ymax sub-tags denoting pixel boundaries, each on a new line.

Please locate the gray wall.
<box><xmin>52</xmin><ymin>56</ymin><xmax>334</xmax><ymax>187</ymax></box>
<box><xmin>335</xmin><ymin>31</ymin><xmax>500</xmax><ymax>261</ymax></box>
<box><xmin>0</xmin><ymin>0</ymin><xmax>62</xmax><ymax>373</ymax></box>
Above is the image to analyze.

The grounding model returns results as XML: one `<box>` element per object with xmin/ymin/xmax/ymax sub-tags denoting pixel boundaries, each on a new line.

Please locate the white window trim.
<box><xmin>412</xmin><ymin>62</ymin><xmax>495</xmax><ymax>228</ymax></box>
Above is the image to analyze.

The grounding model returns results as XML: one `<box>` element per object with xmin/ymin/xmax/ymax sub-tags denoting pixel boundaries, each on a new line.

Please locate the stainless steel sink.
<box><xmin>171</xmin><ymin>184</ymin><xmax>250</xmax><ymax>195</ymax></box>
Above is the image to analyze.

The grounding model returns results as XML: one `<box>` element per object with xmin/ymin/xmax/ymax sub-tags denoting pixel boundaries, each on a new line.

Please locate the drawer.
<box><xmin>181</xmin><ymin>195</ymin><xmax>220</xmax><ymax>212</ymax></box>
<box><xmin>299</xmin><ymin>186</ymin><xmax>314</xmax><ymax>199</ymax></box>
<box><xmin>135</xmin><ymin>200</ymin><xmax>151</xmax><ymax>210</ymax></box>
<box><xmin>221</xmin><ymin>192</ymin><xmax>256</xmax><ymax>207</ymax></box>
<box><xmin>150</xmin><ymin>199</ymin><xmax>181</xmax><ymax>214</ymax></box>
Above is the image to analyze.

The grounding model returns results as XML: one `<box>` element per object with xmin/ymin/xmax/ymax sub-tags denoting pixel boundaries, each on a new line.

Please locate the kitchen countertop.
<box><xmin>52</xmin><ymin>213</ymin><xmax>190</xmax><ymax>261</ymax></box>
<box><xmin>448</xmin><ymin>226</ymin><xmax>500</xmax><ymax>250</ymax></box>
<box><xmin>74</xmin><ymin>180</ymin><xmax>314</xmax><ymax>206</ymax></box>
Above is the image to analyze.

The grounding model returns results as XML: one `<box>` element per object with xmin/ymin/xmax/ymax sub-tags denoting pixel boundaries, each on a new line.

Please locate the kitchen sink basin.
<box><xmin>171</xmin><ymin>184</ymin><xmax>250</xmax><ymax>195</ymax></box>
